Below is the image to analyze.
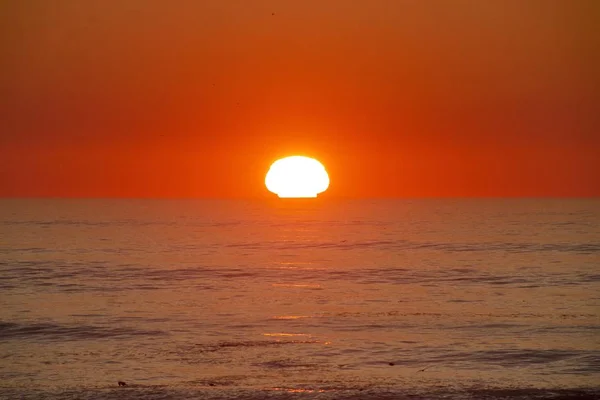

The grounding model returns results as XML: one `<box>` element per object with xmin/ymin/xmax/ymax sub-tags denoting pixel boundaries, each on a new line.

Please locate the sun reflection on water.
<box><xmin>267</xmin><ymin>387</ymin><xmax>327</xmax><ymax>393</ymax></box>
<box><xmin>271</xmin><ymin>283</ymin><xmax>321</xmax><ymax>288</ymax></box>
<box><xmin>263</xmin><ymin>333</ymin><xmax>309</xmax><ymax>337</ymax></box>
<box><xmin>271</xmin><ymin>315</ymin><xmax>310</xmax><ymax>320</ymax></box>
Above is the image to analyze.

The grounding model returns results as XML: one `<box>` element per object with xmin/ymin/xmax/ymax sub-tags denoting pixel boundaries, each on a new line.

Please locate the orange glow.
<box><xmin>265</xmin><ymin>156</ymin><xmax>330</xmax><ymax>198</ymax></box>
<box><xmin>1</xmin><ymin>2</ymin><xmax>598</xmax><ymax>198</ymax></box>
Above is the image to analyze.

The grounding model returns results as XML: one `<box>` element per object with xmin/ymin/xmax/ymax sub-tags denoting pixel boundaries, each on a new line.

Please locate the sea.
<box><xmin>0</xmin><ymin>199</ymin><xmax>598</xmax><ymax>399</ymax></box>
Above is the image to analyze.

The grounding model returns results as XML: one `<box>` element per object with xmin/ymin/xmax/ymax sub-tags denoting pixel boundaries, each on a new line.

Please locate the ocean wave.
<box><xmin>425</xmin><ymin>348</ymin><xmax>587</xmax><ymax>366</ymax></box>
<box><xmin>0</xmin><ymin>386</ymin><xmax>597</xmax><ymax>400</ymax></box>
<box><xmin>223</xmin><ymin>239</ymin><xmax>600</xmax><ymax>254</ymax></box>
<box><xmin>1</xmin><ymin>260</ymin><xmax>597</xmax><ymax>295</ymax></box>
<box><xmin>0</xmin><ymin>321</ymin><xmax>166</xmax><ymax>341</ymax></box>
<box><xmin>192</xmin><ymin>339</ymin><xmax>322</xmax><ymax>354</ymax></box>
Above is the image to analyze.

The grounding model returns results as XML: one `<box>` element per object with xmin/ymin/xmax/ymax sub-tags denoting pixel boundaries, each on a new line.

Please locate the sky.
<box><xmin>1</xmin><ymin>0</ymin><xmax>599</xmax><ymax>198</ymax></box>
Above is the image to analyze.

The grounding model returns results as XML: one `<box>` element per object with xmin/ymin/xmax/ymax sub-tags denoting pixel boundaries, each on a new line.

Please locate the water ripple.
<box><xmin>0</xmin><ymin>321</ymin><xmax>166</xmax><ymax>341</ymax></box>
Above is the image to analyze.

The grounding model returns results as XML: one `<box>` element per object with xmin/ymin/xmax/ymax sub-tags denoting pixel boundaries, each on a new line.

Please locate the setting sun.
<box><xmin>265</xmin><ymin>156</ymin><xmax>330</xmax><ymax>198</ymax></box>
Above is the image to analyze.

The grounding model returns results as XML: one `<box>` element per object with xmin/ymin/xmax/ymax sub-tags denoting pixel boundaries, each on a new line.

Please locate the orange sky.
<box><xmin>1</xmin><ymin>0</ymin><xmax>598</xmax><ymax>198</ymax></box>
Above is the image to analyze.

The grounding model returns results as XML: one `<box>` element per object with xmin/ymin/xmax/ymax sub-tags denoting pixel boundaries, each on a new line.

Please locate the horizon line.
<box><xmin>0</xmin><ymin>195</ymin><xmax>598</xmax><ymax>200</ymax></box>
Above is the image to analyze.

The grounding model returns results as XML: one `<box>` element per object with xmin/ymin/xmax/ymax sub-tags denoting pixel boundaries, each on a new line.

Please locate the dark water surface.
<box><xmin>0</xmin><ymin>199</ymin><xmax>598</xmax><ymax>399</ymax></box>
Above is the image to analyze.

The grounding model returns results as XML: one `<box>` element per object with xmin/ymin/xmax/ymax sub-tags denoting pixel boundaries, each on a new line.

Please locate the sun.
<box><xmin>265</xmin><ymin>156</ymin><xmax>330</xmax><ymax>198</ymax></box>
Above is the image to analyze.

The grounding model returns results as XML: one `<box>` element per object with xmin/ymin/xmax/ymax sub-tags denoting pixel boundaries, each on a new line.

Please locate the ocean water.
<box><xmin>0</xmin><ymin>199</ymin><xmax>598</xmax><ymax>400</ymax></box>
